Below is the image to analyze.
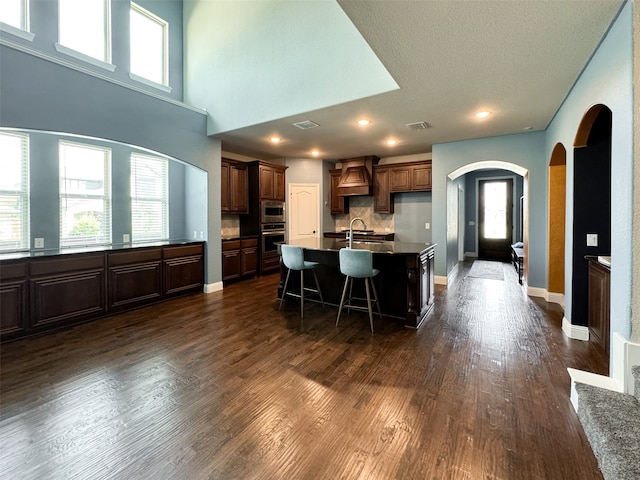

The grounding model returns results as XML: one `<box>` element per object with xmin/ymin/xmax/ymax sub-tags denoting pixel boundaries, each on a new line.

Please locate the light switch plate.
<box><xmin>425</xmin><ymin>223</ymin><xmax>430</xmax><ymax>230</ymax></box>
<box><xmin>586</xmin><ymin>233</ymin><xmax>598</xmax><ymax>247</ymax></box>
<box><xmin>34</xmin><ymin>237</ymin><xmax>44</xmax><ymax>248</ymax></box>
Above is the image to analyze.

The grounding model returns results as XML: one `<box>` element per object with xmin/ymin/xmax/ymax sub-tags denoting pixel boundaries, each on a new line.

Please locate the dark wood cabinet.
<box><xmin>259</xmin><ymin>164</ymin><xmax>286</xmax><ymax>201</ymax></box>
<box><xmin>0</xmin><ymin>242</ymin><xmax>204</xmax><ymax>342</ymax></box>
<box><xmin>30</xmin><ymin>253</ymin><xmax>106</xmax><ymax>329</ymax></box>
<box><xmin>373</xmin><ymin>166</ymin><xmax>393</xmax><ymax>214</ymax></box>
<box><xmin>222</xmin><ymin>237</ymin><xmax>258</xmax><ymax>282</ymax></box>
<box><xmin>390</xmin><ymin>162</ymin><xmax>432</xmax><ymax>192</ymax></box>
<box><xmin>588</xmin><ymin>259</ymin><xmax>610</xmax><ymax>355</ymax></box>
<box><xmin>0</xmin><ymin>261</ymin><xmax>28</xmax><ymax>338</ymax></box>
<box><xmin>221</xmin><ymin>159</ymin><xmax>249</xmax><ymax>214</ymax></box>
<box><xmin>329</xmin><ymin>169</ymin><xmax>348</xmax><ymax>214</ymax></box>
<box><xmin>164</xmin><ymin>244</ymin><xmax>204</xmax><ymax>296</ymax></box>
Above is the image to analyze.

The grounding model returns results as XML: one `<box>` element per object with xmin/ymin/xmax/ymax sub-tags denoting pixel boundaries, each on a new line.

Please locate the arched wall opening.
<box><xmin>571</xmin><ymin>104</ymin><xmax>612</xmax><ymax>360</ymax></box>
<box><xmin>548</xmin><ymin>143</ymin><xmax>566</xmax><ymax>297</ymax></box>
<box><xmin>448</xmin><ymin>161</ymin><xmax>529</xmax><ymax>282</ymax></box>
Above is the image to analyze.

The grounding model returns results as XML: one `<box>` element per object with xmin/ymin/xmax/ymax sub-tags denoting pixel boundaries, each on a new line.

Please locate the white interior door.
<box><xmin>289</xmin><ymin>183</ymin><xmax>319</xmax><ymax>241</ymax></box>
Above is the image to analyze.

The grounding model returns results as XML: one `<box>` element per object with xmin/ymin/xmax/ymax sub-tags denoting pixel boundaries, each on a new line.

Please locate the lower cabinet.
<box><xmin>0</xmin><ymin>242</ymin><xmax>205</xmax><ymax>342</ymax></box>
<box><xmin>222</xmin><ymin>237</ymin><xmax>258</xmax><ymax>282</ymax></box>
<box><xmin>588</xmin><ymin>259</ymin><xmax>610</xmax><ymax>355</ymax></box>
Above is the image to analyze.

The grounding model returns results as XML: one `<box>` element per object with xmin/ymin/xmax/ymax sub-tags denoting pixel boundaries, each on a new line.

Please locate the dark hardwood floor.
<box><xmin>0</xmin><ymin>259</ymin><xmax>608</xmax><ymax>479</ymax></box>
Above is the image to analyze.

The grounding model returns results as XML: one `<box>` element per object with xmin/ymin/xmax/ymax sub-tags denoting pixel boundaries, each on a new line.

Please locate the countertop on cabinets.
<box><xmin>285</xmin><ymin>237</ymin><xmax>434</xmax><ymax>255</ymax></box>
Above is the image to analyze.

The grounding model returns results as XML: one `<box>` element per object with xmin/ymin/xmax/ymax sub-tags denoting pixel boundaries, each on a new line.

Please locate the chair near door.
<box><xmin>279</xmin><ymin>244</ymin><xmax>324</xmax><ymax>324</ymax></box>
<box><xmin>336</xmin><ymin>248</ymin><xmax>382</xmax><ymax>333</ymax></box>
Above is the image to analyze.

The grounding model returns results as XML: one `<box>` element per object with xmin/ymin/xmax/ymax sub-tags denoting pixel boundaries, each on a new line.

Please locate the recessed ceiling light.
<box><xmin>475</xmin><ymin>111</ymin><xmax>492</xmax><ymax>119</ymax></box>
<box><xmin>311</xmin><ymin>150</ymin><xmax>320</xmax><ymax>156</ymax></box>
<box><xmin>358</xmin><ymin>119</ymin><xmax>371</xmax><ymax>126</ymax></box>
<box><xmin>269</xmin><ymin>137</ymin><xmax>281</xmax><ymax>143</ymax></box>
<box><xmin>385</xmin><ymin>139</ymin><xmax>397</xmax><ymax>145</ymax></box>
<box><xmin>523</xmin><ymin>126</ymin><xmax>533</xmax><ymax>131</ymax></box>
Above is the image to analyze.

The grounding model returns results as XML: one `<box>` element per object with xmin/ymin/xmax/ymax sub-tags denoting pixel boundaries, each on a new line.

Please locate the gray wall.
<box><xmin>0</xmin><ymin>0</ymin><xmax>221</xmax><ymax>284</ymax></box>
<box><xmin>393</xmin><ymin>192</ymin><xmax>432</xmax><ymax>243</ymax></box>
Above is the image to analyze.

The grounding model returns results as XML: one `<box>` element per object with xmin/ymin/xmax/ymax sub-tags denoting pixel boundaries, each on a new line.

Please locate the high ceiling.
<box><xmin>185</xmin><ymin>0</ymin><xmax>624</xmax><ymax>161</ymax></box>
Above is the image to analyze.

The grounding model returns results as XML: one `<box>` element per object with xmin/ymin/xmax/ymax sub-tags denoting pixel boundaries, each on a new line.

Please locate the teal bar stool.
<box><xmin>279</xmin><ymin>244</ymin><xmax>324</xmax><ymax>321</ymax></box>
<box><xmin>336</xmin><ymin>248</ymin><xmax>382</xmax><ymax>333</ymax></box>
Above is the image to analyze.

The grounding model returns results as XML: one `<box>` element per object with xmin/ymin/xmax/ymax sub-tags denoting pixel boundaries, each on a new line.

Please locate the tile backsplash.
<box><xmin>221</xmin><ymin>215</ymin><xmax>240</xmax><ymax>237</ymax></box>
<box><xmin>334</xmin><ymin>197</ymin><xmax>394</xmax><ymax>232</ymax></box>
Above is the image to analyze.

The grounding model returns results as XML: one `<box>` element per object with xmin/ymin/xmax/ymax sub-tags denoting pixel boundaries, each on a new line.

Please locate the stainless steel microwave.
<box><xmin>261</xmin><ymin>200</ymin><xmax>286</xmax><ymax>223</ymax></box>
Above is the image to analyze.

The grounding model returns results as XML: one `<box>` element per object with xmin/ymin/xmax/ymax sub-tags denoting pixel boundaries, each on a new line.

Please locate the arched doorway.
<box><xmin>548</xmin><ymin>143</ymin><xmax>566</xmax><ymax>302</ymax></box>
<box><xmin>571</xmin><ymin>104</ymin><xmax>612</xmax><ymax>357</ymax></box>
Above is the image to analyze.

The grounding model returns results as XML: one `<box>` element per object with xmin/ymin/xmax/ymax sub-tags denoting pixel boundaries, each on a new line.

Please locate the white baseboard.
<box><xmin>562</xmin><ymin>317</ymin><xmax>589</xmax><ymax>341</ymax></box>
<box><xmin>547</xmin><ymin>292</ymin><xmax>565</xmax><ymax>307</ymax></box>
<box><xmin>527</xmin><ymin>286</ymin><xmax>546</xmax><ymax>298</ymax></box>
<box><xmin>567</xmin><ymin>367</ymin><xmax>623</xmax><ymax>411</ymax></box>
<box><xmin>204</xmin><ymin>281</ymin><xmax>223</xmax><ymax>294</ymax></box>
<box><xmin>465</xmin><ymin>252</ymin><xmax>477</xmax><ymax>258</ymax></box>
<box><xmin>435</xmin><ymin>275</ymin><xmax>448</xmax><ymax>285</ymax></box>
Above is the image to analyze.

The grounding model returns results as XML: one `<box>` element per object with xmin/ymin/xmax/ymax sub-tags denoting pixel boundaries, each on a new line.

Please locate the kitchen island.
<box><xmin>278</xmin><ymin>238</ymin><xmax>436</xmax><ymax>328</ymax></box>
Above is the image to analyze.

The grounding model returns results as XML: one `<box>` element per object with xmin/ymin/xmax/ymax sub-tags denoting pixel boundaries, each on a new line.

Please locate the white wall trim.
<box><xmin>0</xmin><ymin>37</ymin><xmax>206</xmax><ymax>114</ymax></box>
<box><xmin>0</xmin><ymin>22</ymin><xmax>35</xmax><ymax>41</ymax></box>
<box><xmin>54</xmin><ymin>42</ymin><xmax>117</xmax><ymax>72</ymax></box>
<box><xmin>435</xmin><ymin>275</ymin><xmax>448</xmax><ymax>285</ymax></box>
<box><xmin>567</xmin><ymin>367</ymin><xmax>623</xmax><ymax>411</ymax></box>
<box><xmin>547</xmin><ymin>292</ymin><xmax>565</xmax><ymax>307</ymax></box>
<box><xmin>204</xmin><ymin>281</ymin><xmax>223</xmax><ymax>294</ymax></box>
<box><xmin>527</xmin><ymin>286</ymin><xmax>547</xmax><ymax>298</ymax></box>
<box><xmin>465</xmin><ymin>251</ymin><xmax>478</xmax><ymax>258</ymax></box>
<box><xmin>562</xmin><ymin>317</ymin><xmax>590</xmax><ymax>341</ymax></box>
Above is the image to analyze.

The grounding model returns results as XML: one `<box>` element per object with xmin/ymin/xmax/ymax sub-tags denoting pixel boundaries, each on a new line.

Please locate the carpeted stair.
<box><xmin>574</xmin><ymin>366</ymin><xmax>640</xmax><ymax>480</ymax></box>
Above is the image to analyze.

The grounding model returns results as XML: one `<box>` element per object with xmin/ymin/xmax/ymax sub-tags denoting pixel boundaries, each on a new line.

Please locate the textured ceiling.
<box><xmin>185</xmin><ymin>0</ymin><xmax>624</xmax><ymax>161</ymax></box>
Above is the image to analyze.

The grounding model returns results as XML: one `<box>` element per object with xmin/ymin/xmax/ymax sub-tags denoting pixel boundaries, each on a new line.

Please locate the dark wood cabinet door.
<box><xmin>588</xmin><ymin>261</ymin><xmax>610</xmax><ymax>355</ymax></box>
<box><xmin>230</xmin><ymin>163</ymin><xmax>249</xmax><ymax>213</ymax></box>
<box><xmin>259</xmin><ymin>165</ymin><xmax>275</xmax><ymax>200</ymax></box>
<box><xmin>274</xmin><ymin>169</ymin><xmax>286</xmax><ymax>201</ymax></box>
<box><xmin>374</xmin><ymin>167</ymin><xmax>393</xmax><ymax>214</ymax></box>
<box><xmin>0</xmin><ymin>262</ymin><xmax>28</xmax><ymax>338</ymax></box>
<box><xmin>164</xmin><ymin>244</ymin><xmax>204</xmax><ymax>295</ymax></box>
<box><xmin>390</xmin><ymin>167</ymin><xmax>411</xmax><ymax>192</ymax></box>
<box><xmin>241</xmin><ymin>246</ymin><xmax>258</xmax><ymax>276</ymax></box>
<box><xmin>223</xmin><ymin>250</ymin><xmax>241</xmax><ymax>281</ymax></box>
<box><xmin>221</xmin><ymin>161</ymin><xmax>230</xmax><ymax>212</ymax></box>
<box><xmin>330</xmin><ymin>169</ymin><xmax>348</xmax><ymax>214</ymax></box>
<box><xmin>412</xmin><ymin>164</ymin><xmax>432</xmax><ymax>190</ymax></box>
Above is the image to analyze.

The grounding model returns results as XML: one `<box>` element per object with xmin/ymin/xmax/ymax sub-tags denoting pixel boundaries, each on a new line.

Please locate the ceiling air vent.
<box><xmin>293</xmin><ymin>120</ymin><xmax>319</xmax><ymax>130</ymax></box>
<box><xmin>406</xmin><ymin>121</ymin><xmax>431</xmax><ymax>131</ymax></box>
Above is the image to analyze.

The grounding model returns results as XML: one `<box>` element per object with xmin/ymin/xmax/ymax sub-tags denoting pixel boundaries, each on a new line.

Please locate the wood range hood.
<box><xmin>336</xmin><ymin>156</ymin><xmax>379</xmax><ymax>197</ymax></box>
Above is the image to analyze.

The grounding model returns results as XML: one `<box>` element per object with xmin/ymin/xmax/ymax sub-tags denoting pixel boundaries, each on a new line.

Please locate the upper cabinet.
<box><xmin>330</xmin><ymin>169</ymin><xmax>349</xmax><ymax>214</ymax></box>
<box><xmin>390</xmin><ymin>161</ymin><xmax>432</xmax><ymax>192</ymax></box>
<box><xmin>373</xmin><ymin>166</ymin><xmax>393</xmax><ymax>214</ymax></box>
<box><xmin>221</xmin><ymin>159</ymin><xmax>249</xmax><ymax>214</ymax></box>
<box><xmin>259</xmin><ymin>163</ymin><xmax>286</xmax><ymax>201</ymax></box>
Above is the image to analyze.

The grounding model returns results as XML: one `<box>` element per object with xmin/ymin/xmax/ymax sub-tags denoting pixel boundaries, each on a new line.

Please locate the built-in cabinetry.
<box><xmin>222</xmin><ymin>237</ymin><xmax>258</xmax><ymax>282</ymax></box>
<box><xmin>374</xmin><ymin>161</ymin><xmax>432</xmax><ymax>213</ymax></box>
<box><xmin>329</xmin><ymin>169</ymin><xmax>348</xmax><ymax>214</ymax></box>
<box><xmin>588</xmin><ymin>257</ymin><xmax>610</xmax><ymax>356</ymax></box>
<box><xmin>0</xmin><ymin>242</ymin><xmax>204</xmax><ymax>342</ymax></box>
<box><xmin>258</xmin><ymin>163</ymin><xmax>286</xmax><ymax>201</ymax></box>
<box><xmin>221</xmin><ymin>158</ymin><xmax>249</xmax><ymax>214</ymax></box>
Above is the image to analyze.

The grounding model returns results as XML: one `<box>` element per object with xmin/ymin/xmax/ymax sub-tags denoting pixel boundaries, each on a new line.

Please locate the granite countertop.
<box><xmin>0</xmin><ymin>239</ymin><xmax>205</xmax><ymax>262</ymax></box>
<box><xmin>284</xmin><ymin>237</ymin><xmax>435</xmax><ymax>255</ymax></box>
<box><xmin>221</xmin><ymin>235</ymin><xmax>260</xmax><ymax>241</ymax></box>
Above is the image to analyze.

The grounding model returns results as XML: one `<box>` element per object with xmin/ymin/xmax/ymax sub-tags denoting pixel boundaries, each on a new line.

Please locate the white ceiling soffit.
<box><xmin>183</xmin><ymin>0</ymin><xmax>399</xmax><ymax>136</ymax></box>
<box><xmin>185</xmin><ymin>0</ymin><xmax>623</xmax><ymax>160</ymax></box>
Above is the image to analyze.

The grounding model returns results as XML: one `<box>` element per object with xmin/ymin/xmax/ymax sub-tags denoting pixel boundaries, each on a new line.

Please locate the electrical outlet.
<box><xmin>469</xmin><ymin>221</ymin><xmax>475</xmax><ymax>226</ymax></box>
<box><xmin>34</xmin><ymin>237</ymin><xmax>44</xmax><ymax>248</ymax></box>
<box><xmin>425</xmin><ymin>223</ymin><xmax>430</xmax><ymax>230</ymax></box>
<box><xmin>200</xmin><ymin>231</ymin><xmax>204</xmax><ymax>239</ymax></box>
<box><xmin>586</xmin><ymin>233</ymin><xmax>598</xmax><ymax>247</ymax></box>
<box><xmin>194</xmin><ymin>230</ymin><xmax>198</xmax><ymax>239</ymax></box>
<box><xmin>123</xmin><ymin>233</ymin><xmax>130</xmax><ymax>243</ymax></box>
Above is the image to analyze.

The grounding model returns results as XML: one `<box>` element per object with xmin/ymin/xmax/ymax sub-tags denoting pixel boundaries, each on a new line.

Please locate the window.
<box><xmin>0</xmin><ymin>132</ymin><xmax>29</xmax><ymax>251</ymax></box>
<box><xmin>0</xmin><ymin>0</ymin><xmax>28</xmax><ymax>30</ymax></box>
<box><xmin>59</xmin><ymin>141</ymin><xmax>111</xmax><ymax>247</ymax></box>
<box><xmin>130</xmin><ymin>3</ymin><xmax>168</xmax><ymax>85</ymax></box>
<box><xmin>130</xmin><ymin>154</ymin><xmax>168</xmax><ymax>242</ymax></box>
<box><xmin>58</xmin><ymin>0</ymin><xmax>110</xmax><ymax>63</ymax></box>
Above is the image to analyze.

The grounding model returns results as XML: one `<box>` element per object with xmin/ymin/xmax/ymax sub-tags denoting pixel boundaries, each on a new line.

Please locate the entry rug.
<box><xmin>467</xmin><ymin>260</ymin><xmax>504</xmax><ymax>281</ymax></box>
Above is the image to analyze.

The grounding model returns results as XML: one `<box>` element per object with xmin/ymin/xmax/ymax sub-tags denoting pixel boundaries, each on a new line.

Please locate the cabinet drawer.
<box><xmin>241</xmin><ymin>238</ymin><xmax>258</xmax><ymax>248</ymax></box>
<box><xmin>223</xmin><ymin>240</ymin><xmax>241</xmax><ymax>251</ymax></box>
<box><xmin>108</xmin><ymin>248</ymin><xmax>162</xmax><ymax>267</ymax></box>
<box><xmin>164</xmin><ymin>244</ymin><xmax>203</xmax><ymax>259</ymax></box>
<box><xmin>0</xmin><ymin>261</ymin><xmax>28</xmax><ymax>281</ymax></box>
<box><xmin>30</xmin><ymin>254</ymin><xmax>104</xmax><ymax>277</ymax></box>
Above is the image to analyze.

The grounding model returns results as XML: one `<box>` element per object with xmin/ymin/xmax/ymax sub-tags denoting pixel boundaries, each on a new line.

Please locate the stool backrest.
<box><xmin>339</xmin><ymin>248</ymin><xmax>373</xmax><ymax>277</ymax></box>
<box><xmin>281</xmin><ymin>244</ymin><xmax>305</xmax><ymax>270</ymax></box>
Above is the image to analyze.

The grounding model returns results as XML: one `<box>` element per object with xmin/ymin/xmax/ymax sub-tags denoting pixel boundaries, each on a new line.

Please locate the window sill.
<box><xmin>54</xmin><ymin>43</ymin><xmax>116</xmax><ymax>72</ymax></box>
<box><xmin>129</xmin><ymin>73</ymin><xmax>172</xmax><ymax>94</ymax></box>
<box><xmin>0</xmin><ymin>22</ymin><xmax>35</xmax><ymax>42</ymax></box>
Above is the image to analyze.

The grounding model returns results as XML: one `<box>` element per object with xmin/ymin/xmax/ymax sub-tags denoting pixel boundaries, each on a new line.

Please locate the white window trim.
<box><xmin>129</xmin><ymin>72</ymin><xmax>172</xmax><ymax>93</ymax></box>
<box><xmin>0</xmin><ymin>22</ymin><xmax>35</xmax><ymax>42</ymax></box>
<box><xmin>130</xmin><ymin>2</ymin><xmax>169</xmax><ymax>87</ymax></box>
<box><xmin>57</xmin><ymin>0</ymin><xmax>113</xmax><ymax>69</ymax></box>
<box><xmin>0</xmin><ymin>131</ymin><xmax>30</xmax><ymax>252</ymax></box>
<box><xmin>59</xmin><ymin>140</ymin><xmax>112</xmax><ymax>248</ymax></box>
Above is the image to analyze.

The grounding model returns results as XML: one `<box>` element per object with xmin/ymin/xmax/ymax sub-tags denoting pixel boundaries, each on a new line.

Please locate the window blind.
<box><xmin>130</xmin><ymin>153</ymin><xmax>168</xmax><ymax>242</ymax></box>
<box><xmin>0</xmin><ymin>132</ymin><xmax>29</xmax><ymax>251</ymax></box>
<box><xmin>59</xmin><ymin>141</ymin><xmax>112</xmax><ymax>247</ymax></box>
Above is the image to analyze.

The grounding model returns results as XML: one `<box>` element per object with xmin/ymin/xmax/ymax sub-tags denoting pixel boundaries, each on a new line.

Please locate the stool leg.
<box><xmin>370</xmin><ymin>277</ymin><xmax>382</xmax><ymax>320</ymax></box>
<box><xmin>364</xmin><ymin>277</ymin><xmax>374</xmax><ymax>334</ymax></box>
<box><xmin>336</xmin><ymin>275</ymin><xmax>350</xmax><ymax>326</ymax></box>
<box><xmin>347</xmin><ymin>277</ymin><xmax>354</xmax><ymax>315</ymax></box>
<box><xmin>279</xmin><ymin>268</ymin><xmax>291</xmax><ymax>311</ymax></box>
<box><xmin>312</xmin><ymin>269</ymin><xmax>324</xmax><ymax>309</ymax></box>
<box><xmin>300</xmin><ymin>269</ymin><xmax>305</xmax><ymax>320</ymax></box>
